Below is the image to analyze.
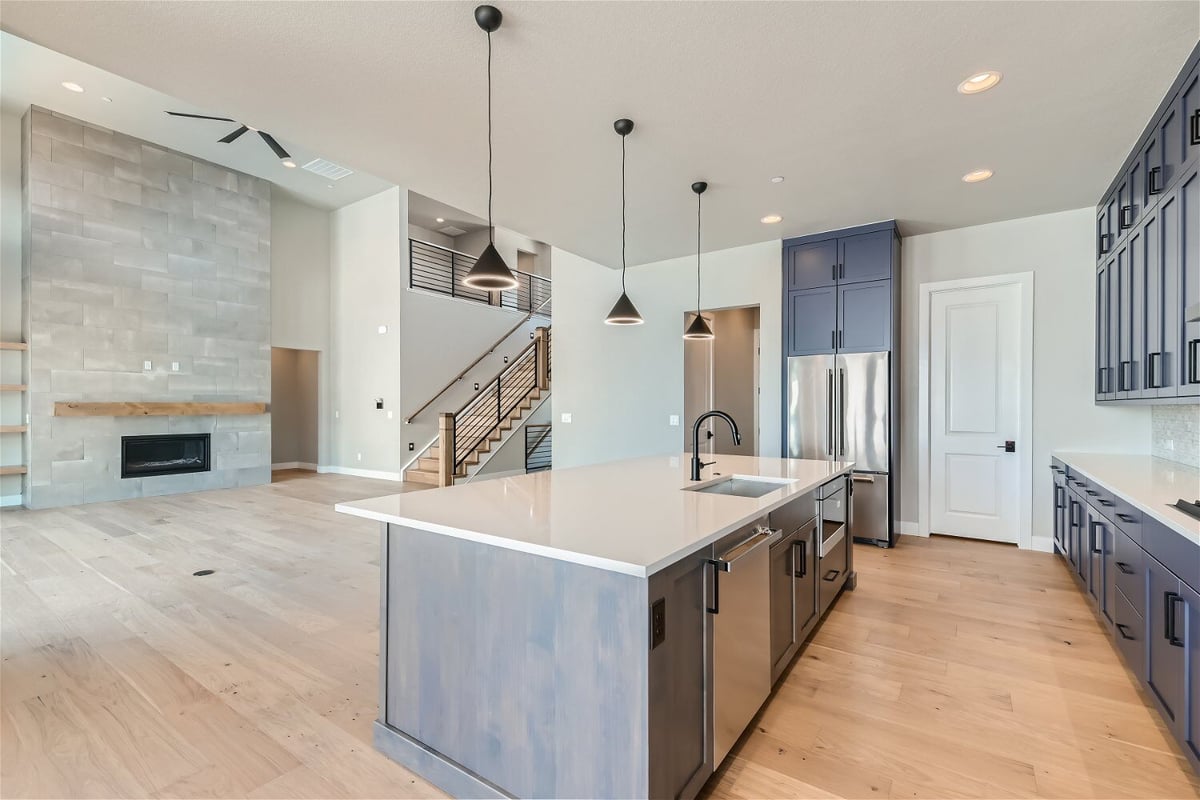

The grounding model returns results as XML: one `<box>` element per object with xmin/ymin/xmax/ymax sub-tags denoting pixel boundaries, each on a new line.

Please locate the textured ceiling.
<box><xmin>1</xmin><ymin>1</ymin><xmax>1196</xmax><ymax>266</ymax></box>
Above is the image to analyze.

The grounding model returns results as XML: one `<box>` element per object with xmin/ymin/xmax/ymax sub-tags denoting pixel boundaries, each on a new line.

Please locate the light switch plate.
<box><xmin>143</xmin><ymin>360</ymin><xmax>152</xmax><ymax>371</ymax></box>
<box><xmin>561</xmin><ymin>412</ymin><xmax>572</xmax><ymax>423</ymax></box>
<box><xmin>387</xmin><ymin>410</ymin><xmax>393</xmax><ymax>419</ymax></box>
<box><xmin>377</xmin><ymin>325</ymin><xmax>388</xmax><ymax>334</ymax></box>
<box><xmin>669</xmin><ymin>415</ymin><xmax>679</xmax><ymax>426</ymax></box>
<box><xmin>171</xmin><ymin>362</ymin><xmax>180</xmax><ymax>372</ymax></box>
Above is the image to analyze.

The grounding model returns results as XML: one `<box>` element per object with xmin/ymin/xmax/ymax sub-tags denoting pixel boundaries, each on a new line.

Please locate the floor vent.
<box><xmin>301</xmin><ymin>158</ymin><xmax>354</xmax><ymax>181</ymax></box>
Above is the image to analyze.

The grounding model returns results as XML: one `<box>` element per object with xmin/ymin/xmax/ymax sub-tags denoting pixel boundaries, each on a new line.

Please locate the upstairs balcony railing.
<box><xmin>409</xmin><ymin>238</ymin><xmax>551</xmax><ymax>315</ymax></box>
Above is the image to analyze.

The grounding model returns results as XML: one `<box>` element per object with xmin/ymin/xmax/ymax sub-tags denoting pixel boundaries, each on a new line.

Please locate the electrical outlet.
<box><xmin>357</xmin><ymin>452</ymin><xmax>362</xmax><ymax>462</ymax></box>
<box><xmin>143</xmin><ymin>360</ymin><xmax>152</xmax><ymax>371</ymax></box>
<box><xmin>171</xmin><ymin>362</ymin><xmax>180</xmax><ymax>372</ymax></box>
<box><xmin>669</xmin><ymin>415</ymin><xmax>680</xmax><ymax>426</ymax></box>
<box><xmin>387</xmin><ymin>410</ymin><xmax>393</xmax><ymax>419</ymax></box>
<box><xmin>1165</xmin><ymin>439</ymin><xmax>1175</xmax><ymax>451</ymax></box>
<box><xmin>334</xmin><ymin>410</ymin><xmax>340</xmax><ymax>419</ymax></box>
<box><xmin>377</xmin><ymin>325</ymin><xmax>388</xmax><ymax>334</ymax></box>
<box><xmin>561</xmin><ymin>412</ymin><xmax>572</xmax><ymax>423</ymax></box>
<box><xmin>650</xmin><ymin>598</ymin><xmax>666</xmax><ymax>649</ymax></box>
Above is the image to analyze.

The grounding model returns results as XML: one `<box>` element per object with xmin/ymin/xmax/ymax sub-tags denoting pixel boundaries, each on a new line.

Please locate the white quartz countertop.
<box><xmin>336</xmin><ymin>454</ymin><xmax>854</xmax><ymax>577</ymax></box>
<box><xmin>1054</xmin><ymin>452</ymin><xmax>1200</xmax><ymax>544</ymax></box>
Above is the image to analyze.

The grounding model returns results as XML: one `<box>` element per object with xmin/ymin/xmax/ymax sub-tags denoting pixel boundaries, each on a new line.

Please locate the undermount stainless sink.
<box><xmin>683</xmin><ymin>475</ymin><xmax>795</xmax><ymax>498</ymax></box>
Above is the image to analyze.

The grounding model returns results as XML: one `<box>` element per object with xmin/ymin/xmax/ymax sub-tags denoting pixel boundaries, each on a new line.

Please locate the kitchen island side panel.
<box><xmin>381</xmin><ymin>522</ymin><xmax>650</xmax><ymax>798</ymax></box>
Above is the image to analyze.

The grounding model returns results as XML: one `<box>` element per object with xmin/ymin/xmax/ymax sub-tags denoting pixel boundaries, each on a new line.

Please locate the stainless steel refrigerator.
<box><xmin>786</xmin><ymin>351</ymin><xmax>897</xmax><ymax>547</ymax></box>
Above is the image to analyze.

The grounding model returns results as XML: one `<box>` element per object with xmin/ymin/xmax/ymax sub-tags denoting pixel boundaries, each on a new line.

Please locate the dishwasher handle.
<box><xmin>715</xmin><ymin>527</ymin><xmax>782</xmax><ymax>570</ymax></box>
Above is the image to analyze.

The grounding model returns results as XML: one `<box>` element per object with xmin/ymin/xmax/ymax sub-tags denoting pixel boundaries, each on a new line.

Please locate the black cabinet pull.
<box><xmin>822</xmin><ymin>569</ymin><xmax>841</xmax><ymax>582</ymax></box>
<box><xmin>1147</xmin><ymin>351</ymin><xmax>1163</xmax><ymax>389</ymax></box>
<box><xmin>1188</xmin><ymin>339</ymin><xmax>1200</xmax><ymax>385</ymax></box>
<box><xmin>1054</xmin><ymin>485</ymin><xmax>1065</xmax><ymax>510</ymax></box>
<box><xmin>1115</xmin><ymin>512</ymin><xmax>1136</xmax><ymax>524</ymax></box>
<box><xmin>1115</xmin><ymin>623</ymin><xmax>1135</xmax><ymax>641</ymax></box>
<box><xmin>706</xmin><ymin>559</ymin><xmax>721</xmax><ymax>614</ymax></box>
<box><xmin>1089</xmin><ymin>520</ymin><xmax>1103</xmax><ymax>554</ymax></box>
<box><xmin>1098</xmin><ymin>232</ymin><xmax>1113</xmax><ymax>255</ymax></box>
<box><xmin>1085</xmin><ymin>489</ymin><xmax>1099</xmax><ymax>496</ymax></box>
<box><xmin>838</xmin><ymin>329</ymin><xmax>844</xmax><ymax>348</ymax></box>
<box><xmin>1191</xmin><ymin>109</ymin><xmax>1200</xmax><ymax>147</ymax></box>
<box><xmin>1116</xmin><ymin>561</ymin><xmax>1134</xmax><ymax>575</ymax></box>
<box><xmin>1165</xmin><ymin>591</ymin><xmax>1184</xmax><ymax>647</ymax></box>
<box><xmin>1119</xmin><ymin>205</ymin><xmax>1134</xmax><ymax>230</ymax></box>
<box><xmin>1148</xmin><ymin>166</ymin><xmax>1163</xmax><ymax>196</ymax></box>
<box><xmin>832</xmin><ymin>264</ymin><xmax>837</xmax><ymax>282</ymax></box>
<box><xmin>1098</xmin><ymin>499</ymin><xmax>1115</xmax><ymax>507</ymax></box>
<box><xmin>792</xmin><ymin>539</ymin><xmax>806</xmax><ymax>578</ymax></box>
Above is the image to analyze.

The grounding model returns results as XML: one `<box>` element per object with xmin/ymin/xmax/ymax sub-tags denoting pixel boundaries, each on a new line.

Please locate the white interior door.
<box><xmin>929</xmin><ymin>282</ymin><xmax>1022</xmax><ymax>543</ymax></box>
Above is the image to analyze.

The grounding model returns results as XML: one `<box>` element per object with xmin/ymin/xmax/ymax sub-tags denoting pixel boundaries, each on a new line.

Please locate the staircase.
<box><xmin>405</xmin><ymin>327</ymin><xmax>550</xmax><ymax>486</ymax></box>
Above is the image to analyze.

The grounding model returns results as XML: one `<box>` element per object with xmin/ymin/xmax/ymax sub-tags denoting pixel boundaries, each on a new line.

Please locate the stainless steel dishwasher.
<box><xmin>708</xmin><ymin>523</ymin><xmax>781</xmax><ymax>766</ymax></box>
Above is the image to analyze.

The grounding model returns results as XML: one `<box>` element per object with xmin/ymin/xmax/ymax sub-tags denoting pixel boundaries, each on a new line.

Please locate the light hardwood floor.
<box><xmin>2</xmin><ymin>473</ymin><xmax>1197</xmax><ymax>799</ymax></box>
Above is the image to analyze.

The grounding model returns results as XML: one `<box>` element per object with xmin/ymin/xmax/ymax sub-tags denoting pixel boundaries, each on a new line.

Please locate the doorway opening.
<box><xmin>683</xmin><ymin>306</ymin><xmax>761</xmax><ymax>457</ymax></box>
<box><xmin>271</xmin><ymin>347</ymin><xmax>319</xmax><ymax>477</ymax></box>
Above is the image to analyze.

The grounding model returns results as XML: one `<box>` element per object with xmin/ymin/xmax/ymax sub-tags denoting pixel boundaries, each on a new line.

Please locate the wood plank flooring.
<box><xmin>2</xmin><ymin>473</ymin><xmax>1197</xmax><ymax>799</ymax></box>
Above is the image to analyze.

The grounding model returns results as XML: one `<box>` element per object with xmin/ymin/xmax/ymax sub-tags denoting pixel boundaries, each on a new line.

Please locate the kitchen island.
<box><xmin>336</xmin><ymin>453</ymin><xmax>855</xmax><ymax>799</ymax></box>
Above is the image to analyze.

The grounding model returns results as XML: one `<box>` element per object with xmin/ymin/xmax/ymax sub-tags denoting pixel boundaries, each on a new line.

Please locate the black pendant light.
<box><xmin>683</xmin><ymin>181</ymin><xmax>715</xmax><ymax>340</ymax></box>
<box><xmin>604</xmin><ymin>118</ymin><xmax>645</xmax><ymax>325</ymax></box>
<box><xmin>463</xmin><ymin>5</ymin><xmax>520</xmax><ymax>292</ymax></box>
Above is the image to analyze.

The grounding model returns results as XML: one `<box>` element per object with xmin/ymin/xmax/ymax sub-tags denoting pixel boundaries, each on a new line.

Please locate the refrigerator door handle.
<box><xmin>838</xmin><ymin>368</ymin><xmax>846</xmax><ymax>456</ymax></box>
<box><xmin>826</xmin><ymin>368</ymin><xmax>833</xmax><ymax>456</ymax></box>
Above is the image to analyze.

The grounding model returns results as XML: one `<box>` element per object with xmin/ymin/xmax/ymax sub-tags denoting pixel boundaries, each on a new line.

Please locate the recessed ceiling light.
<box><xmin>436</xmin><ymin>217</ymin><xmax>445</xmax><ymax>223</ymax></box>
<box><xmin>61</xmin><ymin>81</ymin><xmax>84</xmax><ymax>93</ymax></box>
<box><xmin>770</xmin><ymin>176</ymin><xmax>785</xmax><ymax>184</ymax></box>
<box><xmin>761</xmin><ymin>214</ymin><xmax>783</xmax><ymax>224</ymax></box>
<box><xmin>281</xmin><ymin>159</ymin><xmax>297</xmax><ymax>169</ymax></box>
<box><xmin>101</xmin><ymin>96</ymin><xmax>113</xmax><ymax>103</ymax></box>
<box><xmin>962</xmin><ymin>168</ymin><xmax>994</xmax><ymax>183</ymax></box>
<box><xmin>957</xmin><ymin>71</ymin><xmax>1002</xmax><ymax>94</ymax></box>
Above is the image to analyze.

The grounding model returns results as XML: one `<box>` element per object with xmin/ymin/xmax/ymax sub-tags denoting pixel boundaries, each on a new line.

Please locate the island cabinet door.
<box><xmin>769</xmin><ymin>529</ymin><xmax>800</xmax><ymax>682</ymax></box>
<box><xmin>648</xmin><ymin>548</ymin><xmax>714</xmax><ymax>800</ymax></box>
<box><xmin>793</xmin><ymin>519</ymin><xmax>819</xmax><ymax>640</ymax></box>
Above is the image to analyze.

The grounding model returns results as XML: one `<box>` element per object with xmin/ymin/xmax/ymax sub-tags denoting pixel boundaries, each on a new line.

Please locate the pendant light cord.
<box><xmin>487</xmin><ymin>30</ymin><xmax>494</xmax><ymax>245</ymax></box>
<box><xmin>620</xmin><ymin>132</ymin><xmax>627</xmax><ymax>292</ymax></box>
<box><xmin>695</xmin><ymin>190</ymin><xmax>702</xmax><ymax>313</ymax></box>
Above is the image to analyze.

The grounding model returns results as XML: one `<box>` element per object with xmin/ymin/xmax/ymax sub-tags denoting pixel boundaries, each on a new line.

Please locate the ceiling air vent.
<box><xmin>438</xmin><ymin>225</ymin><xmax>467</xmax><ymax>236</ymax></box>
<box><xmin>301</xmin><ymin>158</ymin><xmax>354</xmax><ymax>181</ymax></box>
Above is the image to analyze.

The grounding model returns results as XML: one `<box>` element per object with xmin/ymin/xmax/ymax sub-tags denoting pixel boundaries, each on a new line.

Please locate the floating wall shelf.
<box><xmin>0</xmin><ymin>342</ymin><xmax>29</xmax><ymax>351</ymax></box>
<box><xmin>0</xmin><ymin>466</ymin><xmax>28</xmax><ymax>476</ymax></box>
<box><xmin>54</xmin><ymin>401</ymin><xmax>268</xmax><ymax>417</ymax></box>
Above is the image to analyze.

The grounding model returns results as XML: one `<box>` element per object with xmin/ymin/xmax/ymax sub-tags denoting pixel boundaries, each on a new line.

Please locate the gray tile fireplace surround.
<box><xmin>21</xmin><ymin>107</ymin><xmax>271</xmax><ymax>509</ymax></box>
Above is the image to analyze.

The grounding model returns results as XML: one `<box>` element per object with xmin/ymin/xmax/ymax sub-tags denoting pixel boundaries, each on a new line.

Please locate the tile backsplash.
<box><xmin>1151</xmin><ymin>404</ymin><xmax>1200</xmax><ymax>468</ymax></box>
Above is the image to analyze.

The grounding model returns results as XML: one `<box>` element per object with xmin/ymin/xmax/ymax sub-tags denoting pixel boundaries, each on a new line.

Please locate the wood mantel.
<box><xmin>54</xmin><ymin>401</ymin><xmax>268</xmax><ymax>418</ymax></box>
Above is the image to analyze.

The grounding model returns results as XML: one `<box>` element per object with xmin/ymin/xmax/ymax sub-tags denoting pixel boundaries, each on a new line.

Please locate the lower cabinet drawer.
<box><xmin>1113</xmin><ymin>587</ymin><xmax>1146</xmax><ymax>683</ymax></box>
<box><xmin>818</xmin><ymin>534</ymin><xmax>848</xmax><ymax>616</ymax></box>
<box><xmin>1114</xmin><ymin>528</ymin><xmax>1145</xmax><ymax>617</ymax></box>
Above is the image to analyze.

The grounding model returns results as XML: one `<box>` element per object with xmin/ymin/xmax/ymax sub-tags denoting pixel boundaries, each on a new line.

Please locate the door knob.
<box><xmin>996</xmin><ymin>440</ymin><xmax>1016</xmax><ymax>453</ymax></box>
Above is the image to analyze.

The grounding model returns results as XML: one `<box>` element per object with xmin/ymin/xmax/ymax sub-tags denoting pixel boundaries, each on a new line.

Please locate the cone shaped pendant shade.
<box><xmin>684</xmin><ymin>181</ymin><xmax>714</xmax><ymax>339</ymax></box>
<box><xmin>683</xmin><ymin>313</ymin><xmax>714</xmax><ymax>339</ymax></box>
<box><xmin>605</xmin><ymin>292</ymin><xmax>644</xmax><ymax>325</ymax></box>
<box><xmin>604</xmin><ymin>118</ymin><xmax>644</xmax><ymax>325</ymax></box>
<box><xmin>463</xmin><ymin>5</ymin><xmax>519</xmax><ymax>293</ymax></box>
<box><xmin>464</xmin><ymin>242</ymin><xmax>519</xmax><ymax>291</ymax></box>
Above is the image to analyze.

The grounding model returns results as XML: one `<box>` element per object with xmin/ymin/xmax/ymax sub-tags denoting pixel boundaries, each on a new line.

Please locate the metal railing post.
<box><xmin>450</xmin><ymin>251</ymin><xmax>456</xmax><ymax>298</ymax></box>
<box><xmin>535</xmin><ymin>327</ymin><xmax>550</xmax><ymax>391</ymax></box>
<box><xmin>438</xmin><ymin>413</ymin><xmax>455</xmax><ymax>487</ymax></box>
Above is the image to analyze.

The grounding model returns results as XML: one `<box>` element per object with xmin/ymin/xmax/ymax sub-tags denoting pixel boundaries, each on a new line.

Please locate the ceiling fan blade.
<box><xmin>166</xmin><ymin>111</ymin><xmax>237</xmax><ymax>122</ymax></box>
<box><xmin>219</xmin><ymin>125</ymin><xmax>249</xmax><ymax>143</ymax></box>
<box><xmin>258</xmin><ymin>131</ymin><xmax>290</xmax><ymax>160</ymax></box>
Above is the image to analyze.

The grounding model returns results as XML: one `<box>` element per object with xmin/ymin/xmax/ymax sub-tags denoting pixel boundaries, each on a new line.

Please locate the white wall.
<box><xmin>899</xmin><ymin>208</ymin><xmax>1152</xmax><ymax>540</ymax></box>
<box><xmin>330</xmin><ymin>187</ymin><xmax>404</xmax><ymax>477</ymax></box>
<box><xmin>409</xmin><ymin>223</ymin><xmax>453</xmax><ymax>249</ymax></box>
<box><xmin>271</xmin><ymin>192</ymin><xmax>332</xmax><ymax>465</ymax></box>
<box><xmin>0</xmin><ymin>111</ymin><xmax>24</xmax><ymax>503</ymax></box>
<box><xmin>551</xmin><ymin>240</ymin><xmax>781</xmax><ymax>469</ymax></box>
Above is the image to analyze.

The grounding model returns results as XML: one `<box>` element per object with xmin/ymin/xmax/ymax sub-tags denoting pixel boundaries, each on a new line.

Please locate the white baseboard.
<box><xmin>896</xmin><ymin>520</ymin><xmax>922</xmax><ymax>537</ymax></box>
<box><xmin>1030</xmin><ymin>535</ymin><xmax>1055</xmax><ymax>553</ymax></box>
<box><xmin>317</xmin><ymin>465</ymin><xmax>402</xmax><ymax>482</ymax></box>
<box><xmin>0</xmin><ymin>494</ymin><xmax>24</xmax><ymax>508</ymax></box>
<box><xmin>272</xmin><ymin>462</ymin><xmax>318</xmax><ymax>471</ymax></box>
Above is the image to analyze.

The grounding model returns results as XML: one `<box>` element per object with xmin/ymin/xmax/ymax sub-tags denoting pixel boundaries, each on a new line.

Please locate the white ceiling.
<box><xmin>2</xmin><ymin>2</ymin><xmax>1197</xmax><ymax>267</ymax></box>
<box><xmin>408</xmin><ymin>191</ymin><xmax>488</xmax><ymax>239</ymax></box>
<box><xmin>0</xmin><ymin>32</ymin><xmax>394</xmax><ymax>210</ymax></box>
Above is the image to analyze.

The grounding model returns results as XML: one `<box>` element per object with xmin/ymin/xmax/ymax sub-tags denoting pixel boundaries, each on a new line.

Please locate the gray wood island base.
<box><xmin>336</xmin><ymin>454</ymin><xmax>856</xmax><ymax>799</ymax></box>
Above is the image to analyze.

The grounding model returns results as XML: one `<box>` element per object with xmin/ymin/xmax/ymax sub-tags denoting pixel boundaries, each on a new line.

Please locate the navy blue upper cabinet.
<box><xmin>1095</xmin><ymin>43</ymin><xmax>1200</xmax><ymax>404</ymax></box>
<box><xmin>782</xmin><ymin>221</ymin><xmax>899</xmax><ymax>358</ymax></box>
<box><xmin>838</xmin><ymin>280</ymin><xmax>891</xmax><ymax>353</ymax></box>
<box><xmin>788</xmin><ymin>287</ymin><xmax>837</xmax><ymax>356</ymax></box>
<box><xmin>838</xmin><ymin>231</ymin><xmax>893</xmax><ymax>285</ymax></box>
<box><xmin>787</xmin><ymin>239</ymin><xmax>839</xmax><ymax>291</ymax></box>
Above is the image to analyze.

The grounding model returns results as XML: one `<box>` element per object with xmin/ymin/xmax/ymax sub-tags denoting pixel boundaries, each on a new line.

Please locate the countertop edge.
<box><xmin>335</xmin><ymin>462</ymin><xmax>855</xmax><ymax>577</ymax></box>
<box><xmin>1053</xmin><ymin>452</ymin><xmax>1200</xmax><ymax>543</ymax></box>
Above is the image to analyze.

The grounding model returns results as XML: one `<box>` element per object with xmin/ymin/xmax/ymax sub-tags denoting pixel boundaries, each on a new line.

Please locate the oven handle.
<box><xmin>819</xmin><ymin>523</ymin><xmax>845</xmax><ymax>558</ymax></box>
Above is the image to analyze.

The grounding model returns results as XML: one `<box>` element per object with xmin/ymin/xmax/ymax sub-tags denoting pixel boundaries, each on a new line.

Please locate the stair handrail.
<box><xmin>405</xmin><ymin>296</ymin><xmax>551</xmax><ymax>423</ymax></box>
<box><xmin>452</xmin><ymin>340</ymin><xmax>539</xmax><ymax>467</ymax></box>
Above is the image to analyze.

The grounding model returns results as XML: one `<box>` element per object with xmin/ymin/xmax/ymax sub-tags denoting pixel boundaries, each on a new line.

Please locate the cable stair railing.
<box><xmin>405</xmin><ymin>327</ymin><xmax>551</xmax><ymax>487</ymax></box>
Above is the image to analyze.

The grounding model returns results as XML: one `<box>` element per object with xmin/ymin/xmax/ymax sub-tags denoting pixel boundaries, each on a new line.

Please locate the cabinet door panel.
<box><xmin>1160</xmin><ymin>189</ymin><xmax>1182</xmax><ymax>396</ymax></box>
<box><xmin>1129</xmin><ymin>223</ymin><xmax>1146</xmax><ymax>397</ymax></box>
<box><xmin>794</xmin><ymin>521</ymin><xmax>818</xmax><ymax>638</ymax></box>
<box><xmin>1146</xmin><ymin>555</ymin><xmax>1185</xmax><ymax>729</ymax></box>
<box><xmin>1096</xmin><ymin>262</ymin><xmax>1113</xmax><ymax>399</ymax></box>
<box><xmin>769</xmin><ymin>531</ymin><xmax>799</xmax><ymax>679</ymax></box>
<box><xmin>1182</xmin><ymin>581</ymin><xmax>1200</xmax><ymax>766</ymax></box>
<box><xmin>1143</xmin><ymin>130</ymin><xmax>1164</xmax><ymax>211</ymax></box>
<box><xmin>838</xmin><ymin>230</ymin><xmax>893</xmax><ymax>285</ymax></box>
<box><xmin>787</xmin><ymin>240</ymin><xmax>838</xmax><ymax>291</ymax></box>
<box><xmin>1117</xmin><ymin>177</ymin><xmax>1134</xmax><ymax>237</ymax></box>
<box><xmin>1177</xmin><ymin>166</ymin><xmax>1199</xmax><ymax>397</ymax></box>
<box><xmin>1162</xmin><ymin>105</ymin><xmax>1183</xmax><ymax>192</ymax></box>
<box><xmin>1180</xmin><ymin>64</ymin><xmax>1199</xmax><ymax>171</ymax></box>
<box><xmin>788</xmin><ymin>287</ymin><xmax>838</xmax><ymax>356</ymax></box>
<box><xmin>837</xmin><ymin>280</ymin><xmax>891</xmax><ymax>353</ymax></box>
<box><xmin>1114</xmin><ymin>587</ymin><xmax>1146</xmax><ymax>683</ymax></box>
<box><xmin>1115</xmin><ymin>242</ymin><xmax>1133</xmax><ymax>398</ymax></box>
